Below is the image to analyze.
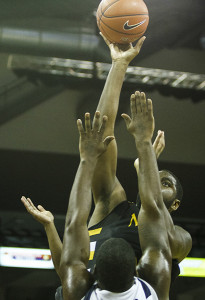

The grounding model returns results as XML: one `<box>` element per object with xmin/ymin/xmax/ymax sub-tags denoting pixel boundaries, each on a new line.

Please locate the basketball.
<box><xmin>96</xmin><ymin>0</ymin><xmax>149</xmax><ymax>44</ymax></box>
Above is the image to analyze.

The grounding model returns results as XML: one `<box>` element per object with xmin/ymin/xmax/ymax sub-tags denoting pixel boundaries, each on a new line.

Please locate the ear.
<box><xmin>169</xmin><ymin>199</ymin><xmax>180</xmax><ymax>212</ymax></box>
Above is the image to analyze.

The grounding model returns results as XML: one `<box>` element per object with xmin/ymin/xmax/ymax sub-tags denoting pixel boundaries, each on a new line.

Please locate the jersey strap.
<box><xmin>138</xmin><ymin>278</ymin><xmax>151</xmax><ymax>298</ymax></box>
<box><xmin>83</xmin><ymin>284</ymin><xmax>97</xmax><ymax>300</ymax></box>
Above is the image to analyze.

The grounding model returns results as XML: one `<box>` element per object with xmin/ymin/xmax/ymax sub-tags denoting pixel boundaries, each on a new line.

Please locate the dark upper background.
<box><xmin>0</xmin><ymin>1</ymin><xmax>205</xmax><ymax>299</ymax></box>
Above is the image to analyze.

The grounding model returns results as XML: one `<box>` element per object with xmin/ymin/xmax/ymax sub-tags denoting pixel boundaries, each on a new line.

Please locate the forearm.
<box><xmin>44</xmin><ymin>222</ymin><xmax>62</xmax><ymax>276</ymax></box>
<box><xmin>134</xmin><ymin>130</ymin><xmax>165</xmax><ymax>176</ymax></box>
<box><xmin>61</xmin><ymin>159</ymin><xmax>96</xmax><ymax>267</ymax></box>
<box><xmin>64</xmin><ymin>160</ymin><xmax>96</xmax><ymax>234</ymax></box>
<box><xmin>136</xmin><ymin>140</ymin><xmax>192</xmax><ymax>260</ymax></box>
<box><xmin>97</xmin><ymin>61</ymin><xmax>128</xmax><ymax>132</ymax></box>
<box><xmin>92</xmin><ymin>62</ymin><xmax>128</xmax><ymax>196</ymax></box>
<box><xmin>136</xmin><ymin>140</ymin><xmax>163</xmax><ymax>208</ymax></box>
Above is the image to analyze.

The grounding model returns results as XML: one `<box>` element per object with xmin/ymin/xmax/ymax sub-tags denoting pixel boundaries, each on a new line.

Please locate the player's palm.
<box><xmin>21</xmin><ymin>196</ymin><xmax>54</xmax><ymax>226</ymax></box>
<box><xmin>78</xmin><ymin>112</ymin><xmax>114</xmax><ymax>161</ymax></box>
<box><xmin>33</xmin><ymin>206</ymin><xmax>54</xmax><ymax>226</ymax></box>
<box><xmin>122</xmin><ymin>91</ymin><xmax>154</xmax><ymax>142</ymax></box>
<box><xmin>100</xmin><ymin>32</ymin><xmax>145</xmax><ymax>64</ymax></box>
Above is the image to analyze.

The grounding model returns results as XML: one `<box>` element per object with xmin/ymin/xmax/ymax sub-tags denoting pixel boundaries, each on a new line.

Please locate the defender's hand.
<box><xmin>77</xmin><ymin>111</ymin><xmax>114</xmax><ymax>161</ymax></box>
<box><xmin>122</xmin><ymin>91</ymin><xmax>154</xmax><ymax>143</ymax></box>
<box><xmin>21</xmin><ymin>196</ymin><xmax>54</xmax><ymax>226</ymax></box>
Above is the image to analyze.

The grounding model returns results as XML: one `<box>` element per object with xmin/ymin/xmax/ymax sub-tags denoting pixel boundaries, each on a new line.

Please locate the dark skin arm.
<box><xmin>21</xmin><ymin>197</ymin><xmax>62</xmax><ymax>276</ymax></box>
<box><xmin>167</xmin><ymin>224</ymin><xmax>192</xmax><ymax>263</ymax></box>
<box><xmin>122</xmin><ymin>92</ymin><xmax>173</xmax><ymax>300</ymax></box>
<box><xmin>89</xmin><ymin>34</ymin><xmax>146</xmax><ymax>227</ymax></box>
<box><xmin>134</xmin><ymin>130</ymin><xmax>165</xmax><ymax>174</ymax></box>
<box><xmin>127</xmin><ymin>95</ymin><xmax>192</xmax><ymax>264</ymax></box>
<box><xmin>20</xmin><ymin>130</ymin><xmax>169</xmax><ymax>279</ymax></box>
<box><xmin>59</xmin><ymin>112</ymin><xmax>114</xmax><ymax>300</ymax></box>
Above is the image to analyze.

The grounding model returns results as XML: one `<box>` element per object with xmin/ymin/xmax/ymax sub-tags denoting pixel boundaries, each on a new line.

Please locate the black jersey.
<box><xmin>55</xmin><ymin>201</ymin><xmax>180</xmax><ymax>300</ymax></box>
<box><xmin>87</xmin><ymin>200</ymin><xmax>180</xmax><ymax>283</ymax></box>
<box><xmin>88</xmin><ymin>200</ymin><xmax>141</xmax><ymax>271</ymax></box>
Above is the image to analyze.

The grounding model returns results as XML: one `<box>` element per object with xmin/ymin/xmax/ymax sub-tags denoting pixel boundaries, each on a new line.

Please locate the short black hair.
<box><xmin>95</xmin><ymin>238</ymin><xmax>136</xmax><ymax>292</ymax></box>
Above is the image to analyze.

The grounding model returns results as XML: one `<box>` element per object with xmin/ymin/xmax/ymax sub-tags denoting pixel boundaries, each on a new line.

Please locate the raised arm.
<box><xmin>122</xmin><ymin>92</ymin><xmax>163</xmax><ymax>208</ymax></box>
<box><xmin>122</xmin><ymin>91</ymin><xmax>172</xmax><ymax>299</ymax></box>
<box><xmin>132</xmin><ymin>107</ymin><xmax>191</xmax><ymax>263</ymax></box>
<box><xmin>134</xmin><ymin>130</ymin><xmax>165</xmax><ymax>174</ymax></box>
<box><xmin>21</xmin><ymin>197</ymin><xmax>62</xmax><ymax>276</ymax></box>
<box><xmin>91</xmin><ymin>35</ymin><xmax>146</xmax><ymax>219</ymax></box>
<box><xmin>59</xmin><ymin>112</ymin><xmax>114</xmax><ymax>300</ymax></box>
<box><xmin>124</xmin><ymin>92</ymin><xmax>191</xmax><ymax>257</ymax></box>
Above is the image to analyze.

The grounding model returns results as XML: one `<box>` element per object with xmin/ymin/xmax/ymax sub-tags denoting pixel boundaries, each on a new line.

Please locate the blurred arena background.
<box><xmin>0</xmin><ymin>1</ymin><xmax>205</xmax><ymax>299</ymax></box>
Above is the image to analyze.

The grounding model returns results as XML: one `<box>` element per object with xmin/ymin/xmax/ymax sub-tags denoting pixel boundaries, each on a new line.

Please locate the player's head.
<box><xmin>136</xmin><ymin>169</ymin><xmax>183</xmax><ymax>213</ymax></box>
<box><xmin>159</xmin><ymin>169</ymin><xmax>183</xmax><ymax>212</ymax></box>
<box><xmin>95</xmin><ymin>238</ymin><xmax>136</xmax><ymax>292</ymax></box>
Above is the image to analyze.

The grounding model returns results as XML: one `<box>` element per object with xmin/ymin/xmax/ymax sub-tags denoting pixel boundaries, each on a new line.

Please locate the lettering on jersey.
<box><xmin>128</xmin><ymin>213</ymin><xmax>138</xmax><ymax>227</ymax></box>
<box><xmin>89</xmin><ymin>241</ymin><xmax>96</xmax><ymax>260</ymax></box>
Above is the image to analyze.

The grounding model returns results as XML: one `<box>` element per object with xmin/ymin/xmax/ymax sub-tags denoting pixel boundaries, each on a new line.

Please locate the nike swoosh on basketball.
<box><xmin>123</xmin><ymin>19</ymin><xmax>146</xmax><ymax>30</ymax></box>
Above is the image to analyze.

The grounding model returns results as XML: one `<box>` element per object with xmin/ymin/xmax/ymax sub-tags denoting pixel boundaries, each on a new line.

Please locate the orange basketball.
<box><xmin>96</xmin><ymin>0</ymin><xmax>149</xmax><ymax>44</ymax></box>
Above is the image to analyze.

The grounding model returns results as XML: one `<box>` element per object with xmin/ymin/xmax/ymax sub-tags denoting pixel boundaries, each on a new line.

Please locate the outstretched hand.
<box><xmin>21</xmin><ymin>196</ymin><xmax>54</xmax><ymax>226</ymax></box>
<box><xmin>121</xmin><ymin>91</ymin><xmax>154</xmax><ymax>143</ymax></box>
<box><xmin>100</xmin><ymin>32</ymin><xmax>146</xmax><ymax>65</ymax></box>
<box><xmin>77</xmin><ymin>111</ymin><xmax>114</xmax><ymax>161</ymax></box>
